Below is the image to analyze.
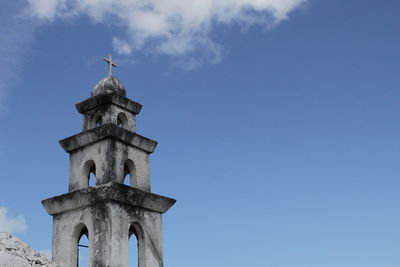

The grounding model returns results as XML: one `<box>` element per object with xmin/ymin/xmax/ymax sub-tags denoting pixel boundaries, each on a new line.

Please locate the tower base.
<box><xmin>42</xmin><ymin>182</ymin><xmax>175</xmax><ymax>267</ymax></box>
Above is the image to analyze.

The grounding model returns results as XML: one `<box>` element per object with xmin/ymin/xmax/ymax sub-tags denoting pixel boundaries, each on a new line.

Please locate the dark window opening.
<box><xmin>129</xmin><ymin>225</ymin><xmax>138</xmax><ymax>267</ymax></box>
<box><xmin>124</xmin><ymin>160</ymin><xmax>136</xmax><ymax>186</ymax></box>
<box><xmin>96</xmin><ymin>117</ymin><xmax>102</xmax><ymax>127</ymax></box>
<box><xmin>117</xmin><ymin>113</ymin><xmax>128</xmax><ymax>129</ymax></box>
<box><xmin>77</xmin><ymin>227</ymin><xmax>89</xmax><ymax>267</ymax></box>
<box><xmin>117</xmin><ymin>118</ymin><xmax>123</xmax><ymax>127</ymax></box>
<box><xmin>124</xmin><ymin>172</ymin><xmax>132</xmax><ymax>186</ymax></box>
<box><xmin>88</xmin><ymin>171</ymin><xmax>96</xmax><ymax>187</ymax></box>
<box><xmin>83</xmin><ymin>161</ymin><xmax>96</xmax><ymax>188</ymax></box>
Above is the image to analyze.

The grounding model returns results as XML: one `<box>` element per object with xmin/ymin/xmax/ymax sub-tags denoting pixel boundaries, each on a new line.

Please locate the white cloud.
<box><xmin>112</xmin><ymin>38</ymin><xmax>134</xmax><ymax>55</ymax></box>
<box><xmin>25</xmin><ymin>0</ymin><xmax>307</xmax><ymax>66</ymax></box>
<box><xmin>0</xmin><ymin>207</ymin><xmax>27</xmax><ymax>234</ymax></box>
<box><xmin>25</xmin><ymin>0</ymin><xmax>59</xmax><ymax>20</ymax></box>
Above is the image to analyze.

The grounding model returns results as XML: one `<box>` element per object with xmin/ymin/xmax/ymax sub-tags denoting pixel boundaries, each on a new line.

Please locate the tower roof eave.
<box><xmin>42</xmin><ymin>182</ymin><xmax>176</xmax><ymax>215</ymax></box>
<box><xmin>59</xmin><ymin>124</ymin><xmax>157</xmax><ymax>153</ymax></box>
<box><xmin>75</xmin><ymin>92</ymin><xmax>142</xmax><ymax>114</ymax></box>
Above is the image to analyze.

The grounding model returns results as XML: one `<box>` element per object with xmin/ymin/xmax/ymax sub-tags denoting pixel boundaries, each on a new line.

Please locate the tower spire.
<box><xmin>42</xmin><ymin>61</ymin><xmax>175</xmax><ymax>267</ymax></box>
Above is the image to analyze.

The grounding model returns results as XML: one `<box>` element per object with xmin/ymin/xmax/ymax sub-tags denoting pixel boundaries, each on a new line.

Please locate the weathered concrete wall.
<box><xmin>83</xmin><ymin>104</ymin><xmax>136</xmax><ymax>132</ymax></box>
<box><xmin>91</xmin><ymin>76</ymin><xmax>126</xmax><ymax>97</ymax></box>
<box><xmin>52</xmin><ymin>206</ymin><xmax>96</xmax><ymax>267</ymax></box>
<box><xmin>46</xmin><ymin>78</ymin><xmax>175</xmax><ymax>267</ymax></box>
<box><xmin>68</xmin><ymin>139</ymin><xmax>150</xmax><ymax>192</ymax></box>
<box><xmin>51</xmin><ymin>200</ymin><xmax>163</xmax><ymax>267</ymax></box>
<box><xmin>109</xmin><ymin>203</ymin><xmax>163</xmax><ymax>267</ymax></box>
<box><xmin>42</xmin><ymin>183</ymin><xmax>176</xmax><ymax>216</ymax></box>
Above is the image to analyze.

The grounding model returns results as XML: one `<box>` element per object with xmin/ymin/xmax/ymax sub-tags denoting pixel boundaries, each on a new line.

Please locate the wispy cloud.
<box><xmin>0</xmin><ymin>207</ymin><xmax>27</xmax><ymax>234</ymax></box>
<box><xmin>25</xmin><ymin>0</ymin><xmax>307</xmax><ymax>68</ymax></box>
<box><xmin>0</xmin><ymin>1</ymin><xmax>35</xmax><ymax>116</ymax></box>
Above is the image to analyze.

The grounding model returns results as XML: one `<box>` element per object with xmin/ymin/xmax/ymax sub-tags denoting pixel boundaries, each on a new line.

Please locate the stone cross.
<box><xmin>103</xmin><ymin>54</ymin><xmax>117</xmax><ymax>77</ymax></box>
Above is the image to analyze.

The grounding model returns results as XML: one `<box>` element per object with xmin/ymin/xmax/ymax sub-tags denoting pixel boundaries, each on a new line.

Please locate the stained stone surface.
<box><xmin>0</xmin><ymin>233</ymin><xmax>56</xmax><ymax>267</ymax></box>
<box><xmin>42</xmin><ymin>182</ymin><xmax>176</xmax><ymax>215</ymax></box>
<box><xmin>92</xmin><ymin>76</ymin><xmax>126</xmax><ymax>97</ymax></box>
<box><xmin>43</xmin><ymin>72</ymin><xmax>175</xmax><ymax>267</ymax></box>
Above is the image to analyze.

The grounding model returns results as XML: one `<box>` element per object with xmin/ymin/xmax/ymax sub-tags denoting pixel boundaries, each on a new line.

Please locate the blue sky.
<box><xmin>1</xmin><ymin>0</ymin><xmax>400</xmax><ymax>266</ymax></box>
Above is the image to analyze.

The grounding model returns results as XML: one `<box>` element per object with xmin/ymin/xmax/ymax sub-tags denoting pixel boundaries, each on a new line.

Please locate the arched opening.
<box><xmin>124</xmin><ymin>160</ymin><xmax>136</xmax><ymax>187</ymax></box>
<box><xmin>83</xmin><ymin>160</ymin><xmax>96</xmax><ymax>188</ymax></box>
<box><xmin>129</xmin><ymin>225</ymin><xmax>138</xmax><ymax>267</ymax></box>
<box><xmin>128</xmin><ymin>223</ymin><xmax>146</xmax><ymax>267</ymax></box>
<box><xmin>77</xmin><ymin>227</ymin><xmax>89</xmax><ymax>267</ymax></box>
<box><xmin>95</xmin><ymin>117</ymin><xmax>102</xmax><ymax>127</ymax></box>
<box><xmin>91</xmin><ymin>112</ymin><xmax>102</xmax><ymax>129</ymax></box>
<box><xmin>89</xmin><ymin>172</ymin><xmax>96</xmax><ymax>187</ymax></box>
<box><xmin>117</xmin><ymin>112</ymin><xmax>128</xmax><ymax>129</ymax></box>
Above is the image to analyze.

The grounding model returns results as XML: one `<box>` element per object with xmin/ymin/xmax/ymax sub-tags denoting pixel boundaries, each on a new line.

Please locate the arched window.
<box><xmin>71</xmin><ymin>224</ymin><xmax>90</xmax><ymax>267</ymax></box>
<box><xmin>129</xmin><ymin>225</ymin><xmax>138</xmax><ymax>267</ymax></box>
<box><xmin>129</xmin><ymin>223</ymin><xmax>145</xmax><ymax>267</ymax></box>
<box><xmin>89</xmin><ymin>172</ymin><xmax>96</xmax><ymax>187</ymax></box>
<box><xmin>95</xmin><ymin>117</ymin><xmax>102</xmax><ymax>127</ymax></box>
<box><xmin>77</xmin><ymin>227</ymin><xmax>89</xmax><ymax>267</ymax></box>
<box><xmin>83</xmin><ymin>160</ymin><xmax>96</xmax><ymax>188</ymax></box>
<box><xmin>117</xmin><ymin>112</ymin><xmax>128</xmax><ymax>129</ymax></box>
<box><xmin>92</xmin><ymin>113</ymin><xmax>102</xmax><ymax>128</ymax></box>
<box><xmin>124</xmin><ymin>160</ymin><xmax>136</xmax><ymax>187</ymax></box>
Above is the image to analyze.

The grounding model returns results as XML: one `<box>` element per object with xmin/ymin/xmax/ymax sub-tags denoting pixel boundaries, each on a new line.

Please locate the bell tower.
<box><xmin>42</xmin><ymin>55</ymin><xmax>176</xmax><ymax>267</ymax></box>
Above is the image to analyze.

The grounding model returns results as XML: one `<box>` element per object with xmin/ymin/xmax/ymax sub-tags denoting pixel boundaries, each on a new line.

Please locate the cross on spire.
<box><xmin>103</xmin><ymin>54</ymin><xmax>117</xmax><ymax>77</ymax></box>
